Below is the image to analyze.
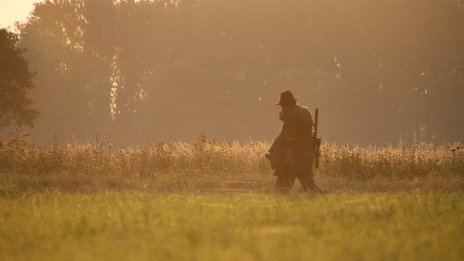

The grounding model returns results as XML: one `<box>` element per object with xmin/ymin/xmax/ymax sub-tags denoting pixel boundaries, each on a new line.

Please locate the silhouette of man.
<box><xmin>268</xmin><ymin>90</ymin><xmax>322</xmax><ymax>192</ymax></box>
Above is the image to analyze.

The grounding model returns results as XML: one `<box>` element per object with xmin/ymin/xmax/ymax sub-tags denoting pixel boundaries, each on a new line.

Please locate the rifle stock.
<box><xmin>313</xmin><ymin>108</ymin><xmax>321</xmax><ymax>169</ymax></box>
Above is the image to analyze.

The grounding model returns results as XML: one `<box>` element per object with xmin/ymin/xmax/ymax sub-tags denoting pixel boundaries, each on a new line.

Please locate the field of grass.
<box><xmin>1</xmin><ymin>192</ymin><xmax>463</xmax><ymax>261</ymax></box>
<box><xmin>1</xmin><ymin>135</ymin><xmax>464</xmax><ymax>260</ymax></box>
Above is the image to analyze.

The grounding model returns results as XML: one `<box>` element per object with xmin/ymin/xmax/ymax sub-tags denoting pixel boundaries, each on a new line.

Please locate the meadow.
<box><xmin>1</xmin><ymin>134</ymin><xmax>464</xmax><ymax>260</ymax></box>
<box><xmin>1</xmin><ymin>192</ymin><xmax>463</xmax><ymax>261</ymax></box>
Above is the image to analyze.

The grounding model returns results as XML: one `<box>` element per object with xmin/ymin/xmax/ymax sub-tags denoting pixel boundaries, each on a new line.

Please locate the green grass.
<box><xmin>1</xmin><ymin>192</ymin><xmax>463</xmax><ymax>261</ymax></box>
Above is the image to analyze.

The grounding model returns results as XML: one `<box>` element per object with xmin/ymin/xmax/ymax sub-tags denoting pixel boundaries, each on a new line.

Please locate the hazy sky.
<box><xmin>0</xmin><ymin>0</ymin><xmax>44</xmax><ymax>28</ymax></box>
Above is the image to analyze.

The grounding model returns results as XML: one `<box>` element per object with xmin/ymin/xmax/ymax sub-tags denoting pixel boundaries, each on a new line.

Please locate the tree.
<box><xmin>0</xmin><ymin>28</ymin><xmax>38</xmax><ymax>129</ymax></box>
<box><xmin>16</xmin><ymin>0</ymin><xmax>464</xmax><ymax>145</ymax></box>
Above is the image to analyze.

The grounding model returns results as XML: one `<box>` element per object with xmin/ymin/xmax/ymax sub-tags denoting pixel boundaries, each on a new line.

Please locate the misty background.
<box><xmin>2</xmin><ymin>0</ymin><xmax>464</xmax><ymax>146</ymax></box>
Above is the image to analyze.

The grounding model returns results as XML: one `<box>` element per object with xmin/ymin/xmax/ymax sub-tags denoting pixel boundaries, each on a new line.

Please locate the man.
<box><xmin>267</xmin><ymin>90</ymin><xmax>322</xmax><ymax>192</ymax></box>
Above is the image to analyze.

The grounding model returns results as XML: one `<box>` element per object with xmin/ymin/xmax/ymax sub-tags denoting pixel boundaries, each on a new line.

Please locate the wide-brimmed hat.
<box><xmin>276</xmin><ymin>90</ymin><xmax>298</xmax><ymax>105</ymax></box>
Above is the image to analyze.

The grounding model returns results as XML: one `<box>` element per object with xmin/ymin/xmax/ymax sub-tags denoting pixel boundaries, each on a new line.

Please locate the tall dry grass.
<box><xmin>0</xmin><ymin>134</ymin><xmax>269</xmax><ymax>176</ymax></box>
<box><xmin>320</xmin><ymin>143</ymin><xmax>464</xmax><ymax>178</ymax></box>
<box><xmin>1</xmin><ymin>133</ymin><xmax>462</xmax><ymax>176</ymax></box>
<box><xmin>0</xmin><ymin>133</ymin><xmax>463</xmax><ymax>193</ymax></box>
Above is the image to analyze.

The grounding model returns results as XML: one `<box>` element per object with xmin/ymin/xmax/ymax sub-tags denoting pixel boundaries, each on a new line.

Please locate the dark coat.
<box><xmin>279</xmin><ymin>105</ymin><xmax>314</xmax><ymax>152</ymax></box>
<box><xmin>266</xmin><ymin>105</ymin><xmax>315</xmax><ymax>174</ymax></box>
<box><xmin>267</xmin><ymin>136</ymin><xmax>284</xmax><ymax>170</ymax></box>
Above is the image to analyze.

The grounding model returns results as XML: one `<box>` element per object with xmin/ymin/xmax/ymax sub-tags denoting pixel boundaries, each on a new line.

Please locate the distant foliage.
<box><xmin>13</xmin><ymin>0</ymin><xmax>464</xmax><ymax>144</ymax></box>
<box><xmin>0</xmin><ymin>29</ymin><xmax>38</xmax><ymax>129</ymax></box>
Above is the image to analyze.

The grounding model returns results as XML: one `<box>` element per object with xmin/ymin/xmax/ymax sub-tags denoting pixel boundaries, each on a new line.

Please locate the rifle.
<box><xmin>313</xmin><ymin>108</ymin><xmax>321</xmax><ymax>169</ymax></box>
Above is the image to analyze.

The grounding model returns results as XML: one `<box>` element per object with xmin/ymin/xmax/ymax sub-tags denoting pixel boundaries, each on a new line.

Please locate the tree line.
<box><xmin>1</xmin><ymin>0</ymin><xmax>463</xmax><ymax>145</ymax></box>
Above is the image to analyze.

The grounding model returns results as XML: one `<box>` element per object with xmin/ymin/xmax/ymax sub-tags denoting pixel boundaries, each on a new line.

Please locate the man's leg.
<box><xmin>297</xmin><ymin>170</ymin><xmax>320</xmax><ymax>192</ymax></box>
<box><xmin>297</xmin><ymin>157</ymin><xmax>323</xmax><ymax>192</ymax></box>
<box><xmin>275</xmin><ymin>164</ymin><xmax>295</xmax><ymax>192</ymax></box>
<box><xmin>275</xmin><ymin>175</ymin><xmax>291</xmax><ymax>192</ymax></box>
